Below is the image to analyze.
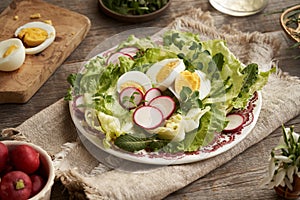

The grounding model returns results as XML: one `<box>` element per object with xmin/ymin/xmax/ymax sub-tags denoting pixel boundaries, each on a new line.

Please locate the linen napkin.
<box><xmin>2</xmin><ymin>8</ymin><xmax>300</xmax><ymax>200</ymax></box>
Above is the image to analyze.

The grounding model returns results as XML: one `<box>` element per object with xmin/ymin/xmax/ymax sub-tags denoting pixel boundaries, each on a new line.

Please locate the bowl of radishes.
<box><xmin>0</xmin><ymin>141</ymin><xmax>55</xmax><ymax>200</ymax></box>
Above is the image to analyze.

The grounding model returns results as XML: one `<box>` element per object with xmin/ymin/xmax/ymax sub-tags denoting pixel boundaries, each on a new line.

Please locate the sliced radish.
<box><xmin>144</xmin><ymin>88</ymin><xmax>162</xmax><ymax>105</ymax></box>
<box><xmin>119</xmin><ymin>87</ymin><xmax>143</xmax><ymax>109</ymax></box>
<box><xmin>106</xmin><ymin>52</ymin><xmax>133</xmax><ymax>65</ymax></box>
<box><xmin>133</xmin><ymin>106</ymin><xmax>164</xmax><ymax>130</ymax></box>
<box><xmin>149</xmin><ymin>96</ymin><xmax>176</xmax><ymax>119</ymax></box>
<box><xmin>72</xmin><ymin>95</ymin><xmax>85</xmax><ymax>119</ymax></box>
<box><xmin>223</xmin><ymin>113</ymin><xmax>245</xmax><ymax>133</ymax></box>
<box><xmin>73</xmin><ymin>95</ymin><xmax>85</xmax><ymax>112</ymax></box>
<box><xmin>119</xmin><ymin>47</ymin><xmax>139</xmax><ymax>57</ymax></box>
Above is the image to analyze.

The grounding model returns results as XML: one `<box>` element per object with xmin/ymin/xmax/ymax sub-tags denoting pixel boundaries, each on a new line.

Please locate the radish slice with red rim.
<box><xmin>106</xmin><ymin>52</ymin><xmax>133</xmax><ymax>65</ymax></box>
<box><xmin>133</xmin><ymin>106</ymin><xmax>164</xmax><ymax>130</ymax></box>
<box><xmin>119</xmin><ymin>47</ymin><xmax>139</xmax><ymax>57</ymax></box>
<box><xmin>72</xmin><ymin>95</ymin><xmax>86</xmax><ymax>119</ymax></box>
<box><xmin>119</xmin><ymin>87</ymin><xmax>143</xmax><ymax>109</ymax></box>
<box><xmin>223</xmin><ymin>113</ymin><xmax>245</xmax><ymax>133</ymax></box>
<box><xmin>73</xmin><ymin>95</ymin><xmax>85</xmax><ymax>111</ymax></box>
<box><xmin>149</xmin><ymin>96</ymin><xmax>176</xmax><ymax>119</ymax></box>
<box><xmin>144</xmin><ymin>88</ymin><xmax>162</xmax><ymax>105</ymax></box>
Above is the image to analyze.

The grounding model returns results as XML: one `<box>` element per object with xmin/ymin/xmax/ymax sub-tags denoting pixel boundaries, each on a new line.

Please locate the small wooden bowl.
<box><xmin>98</xmin><ymin>0</ymin><xmax>171</xmax><ymax>23</ymax></box>
<box><xmin>280</xmin><ymin>4</ymin><xmax>300</xmax><ymax>43</ymax></box>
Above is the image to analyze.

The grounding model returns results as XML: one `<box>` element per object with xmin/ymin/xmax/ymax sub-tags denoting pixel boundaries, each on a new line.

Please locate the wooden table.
<box><xmin>1</xmin><ymin>0</ymin><xmax>300</xmax><ymax>199</ymax></box>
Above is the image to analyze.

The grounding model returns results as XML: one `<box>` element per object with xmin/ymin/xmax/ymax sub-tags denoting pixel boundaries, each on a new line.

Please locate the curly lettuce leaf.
<box><xmin>200</xmin><ymin>38</ymin><xmax>274</xmax><ymax>109</ymax></box>
<box><xmin>233</xmin><ymin>64</ymin><xmax>275</xmax><ymax>108</ymax></box>
<box><xmin>117</xmin><ymin>34</ymin><xmax>157</xmax><ymax>51</ymax></box>
<box><xmin>132</xmin><ymin>48</ymin><xmax>178</xmax><ymax>72</ymax></box>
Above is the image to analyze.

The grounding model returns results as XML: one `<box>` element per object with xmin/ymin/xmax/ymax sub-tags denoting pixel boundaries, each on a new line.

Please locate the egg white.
<box><xmin>15</xmin><ymin>21</ymin><xmax>56</xmax><ymax>55</ymax></box>
<box><xmin>0</xmin><ymin>38</ymin><xmax>25</xmax><ymax>72</ymax></box>
<box><xmin>117</xmin><ymin>71</ymin><xmax>152</xmax><ymax>93</ymax></box>
<box><xmin>196</xmin><ymin>70</ymin><xmax>211</xmax><ymax>100</ymax></box>
<box><xmin>146</xmin><ymin>58</ymin><xmax>185</xmax><ymax>91</ymax></box>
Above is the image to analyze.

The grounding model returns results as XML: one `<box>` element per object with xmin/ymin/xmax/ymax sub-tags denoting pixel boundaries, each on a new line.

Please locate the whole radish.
<box><xmin>0</xmin><ymin>141</ymin><xmax>9</xmax><ymax>173</ymax></box>
<box><xmin>10</xmin><ymin>145</ymin><xmax>40</xmax><ymax>174</ymax></box>
<box><xmin>30</xmin><ymin>174</ymin><xmax>46</xmax><ymax>197</ymax></box>
<box><xmin>0</xmin><ymin>171</ymin><xmax>32</xmax><ymax>200</ymax></box>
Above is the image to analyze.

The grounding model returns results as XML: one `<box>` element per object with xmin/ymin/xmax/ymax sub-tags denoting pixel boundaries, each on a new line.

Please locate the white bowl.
<box><xmin>2</xmin><ymin>140</ymin><xmax>55</xmax><ymax>200</ymax></box>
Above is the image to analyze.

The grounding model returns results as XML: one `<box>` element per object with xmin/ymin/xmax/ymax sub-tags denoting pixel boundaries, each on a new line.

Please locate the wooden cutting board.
<box><xmin>0</xmin><ymin>0</ymin><xmax>91</xmax><ymax>103</ymax></box>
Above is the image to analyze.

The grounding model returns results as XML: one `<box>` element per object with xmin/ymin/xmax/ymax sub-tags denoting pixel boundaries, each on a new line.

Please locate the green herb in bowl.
<box><xmin>102</xmin><ymin>0</ymin><xmax>169</xmax><ymax>15</ymax></box>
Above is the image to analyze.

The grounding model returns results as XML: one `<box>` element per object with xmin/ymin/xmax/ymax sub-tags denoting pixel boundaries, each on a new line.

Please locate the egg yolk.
<box><xmin>175</xmin><ymin>71</ymin><xmax>201</xmax><ymax>94</ymax></box>
<box><xmin>120</xmin><ymin>81</ymin><xmax>144</xmax><ymax>93</ymax></box>
<box><xmin>156</xmin><ymin>60</ymin><xmax>179</xmax><ymax>83</ymax></box>
<box><xmin>18</xmin><ymin>27</ymin><xmax>48</xmax><ymax>47</ymax></box>
<box><xmin>2</xmin><ymin>45</ymin><xmax>18</xmax><ymax>58</ymax></box>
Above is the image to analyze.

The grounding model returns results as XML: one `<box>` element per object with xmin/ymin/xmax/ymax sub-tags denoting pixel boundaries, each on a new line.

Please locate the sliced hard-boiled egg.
<box><xmin>196</xmin><ymin>70</ymin><xmax>211</xmax><ymax>100</ymax></box>
<box><xmin>0</xmin><ymin>38</ymin><xmax>25</xmax><ymax>72</ymax></box>
<box><xmin>15</xmin><ymin>21</ymin><xmax>56</xmax><ymax>54</ymax></box>
<box><xmin>117</xmin><ymin>71</ymin><xmax>152</xmax><ymax>93</ymax></box>
<box><xmin>171</xmin><ymin>70</ymin><xmax>211</xmax><ymax>100</ymax></box>
<box><xmin>146</xmin><ymin>58</ymin><xmax>185</xmax><ymax>91</ymax></box>
<box><xmin>174</xmin><ymin>70</ymin><xmax>201</xmax><ymax>94</ymax></box>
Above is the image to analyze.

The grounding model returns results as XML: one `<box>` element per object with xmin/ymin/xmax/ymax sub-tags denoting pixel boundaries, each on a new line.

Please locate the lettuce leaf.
<box><xmin>132</xmin><ymin>48</ymin><xmax>178</xmax><ymax>72</ymax></box>
<box><xmin>117</xmin><ymin>34</ymin><xmax>157</xmax><ymax>50</ymax></box>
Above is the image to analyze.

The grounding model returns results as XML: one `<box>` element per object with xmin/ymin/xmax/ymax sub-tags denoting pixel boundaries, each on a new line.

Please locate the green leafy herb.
<box><xmin>212</xmin><ymin>53</ymin><xmax>225</xmax><ymax>71</ymax></box>
<box><xmin>121</xmin><ymin>91</ymin><xmax>140</xmax><ymax>108</ymax></box>
<box><xmin>64</xmin><ymin>73</ymin><xmax>81</xmax><ymax>101</ymax></box>
<box><xmin>179</xmin><ymin>86</ymin><xmax>203</xmax><ymax>115</ymax></box>
<box><xmin>102</xmin><ymin>0</ymin><xmax>169</xmax><ymax>15</ymax></box>
<box><xmin>114</xmin><ymin>134</ymin><xmax>169</xmax><ymax>152</ymax></box>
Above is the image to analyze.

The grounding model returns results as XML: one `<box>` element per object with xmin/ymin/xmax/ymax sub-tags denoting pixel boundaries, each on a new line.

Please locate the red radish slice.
<box><xmin>133</xmin><ymin>106</ymin><xmax>164</xmax><ymax>129</ymax></box>
<box><xmin>119</xmin><ymin>47</ymin><xmax>139</xmax><ymax>57</ymax></box>
<box><xmin>119</xmin><ymin>87</ymin><xmax>143</xmax><ymax>109</ymax></box>
<box><xmin>223</xmin><ymin>113</ymin><xmax>245</xmax><ymax>133</ymax></box>
<box><xmin>106</xmin><ymin>52</ymin><xmax>133</xmax><ymax>65</ymax></box>
<box><xmin>144</xmin><ymin>88</ymin><xmax>162</xmax><ymax>105</ymax></box>
<box><xmin>149</xmin><ymin>96</ymin><xmax>176</xmax><ymax>119</ymax></box>
<box><xmin>73</xmin><ymin>95</ymin><xmax>85</xmax><ymax>113</ymax></box>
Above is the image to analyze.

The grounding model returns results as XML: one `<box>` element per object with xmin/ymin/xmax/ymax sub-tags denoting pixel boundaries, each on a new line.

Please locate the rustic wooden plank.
<box><xmin>0</xmin><ymin>0</ymin><xmax>90</xmax><ymax>103</ymax></box>
<box><xmin>0</xmin><ymin>0</ymin><xmax>300</xmax><ymax>199</ymax></box>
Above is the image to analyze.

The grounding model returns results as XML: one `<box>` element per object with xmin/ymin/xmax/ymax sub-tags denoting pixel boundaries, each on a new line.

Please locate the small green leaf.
<box><xmin>212</xmin><ymin>53</ymin><xmax>225</xmax><ymax>71</ymax></box>
<box><xmin>114</xmin><ymin>134</ymin><xmax>169</xmax><ymax>152</ymax></box>
<box><xmin>114</xmin><ymin>134</ymin><xmax>149</xmax><ymax>152</ymax></box>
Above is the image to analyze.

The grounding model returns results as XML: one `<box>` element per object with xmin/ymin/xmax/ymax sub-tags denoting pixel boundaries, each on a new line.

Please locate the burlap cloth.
<box><xmin>2</xmin><ymin>9</ymin><xmax>300</xmax><ymax>200</ymax></box>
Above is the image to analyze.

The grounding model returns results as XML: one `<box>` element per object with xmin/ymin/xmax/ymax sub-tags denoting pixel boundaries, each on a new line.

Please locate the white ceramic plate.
<box><xmin>69</xmin><ymin>28</ymin><xmax>262</xmax><ymax>166</ymax></box>
<box><xmin>70</xmin><ymin>91</ymin><xmax>261</xmax><ymax>165</ymax></box>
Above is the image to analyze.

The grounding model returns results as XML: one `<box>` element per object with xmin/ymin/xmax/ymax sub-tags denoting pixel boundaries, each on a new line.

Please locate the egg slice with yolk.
<box><xmin>174</xmin><ymin>70</ymin><xmax>201</xmax><ymax>94</ymax></box>
<box><xmin>171</xmin><ymin>70</ymin><xmax>211</xmax><ymax>100</ymax></box>
<box><xmin>15</xmin><ymin>21</ymin><xmax>56</xmax><ymax>54</ymax></box>
<box><xmin>146</xmin><ymin>58</ymin><xmax>185</xmax><ymax>91</ymax></box>
<box><xmin>117</xmin><ymin>71</ymin><xmax>152</xmax><ymax>94</ymax></box>
<box><xmin>0</xmin><ymin>38</ymin><xmax>25</xmax><ymax>72</ymax></box>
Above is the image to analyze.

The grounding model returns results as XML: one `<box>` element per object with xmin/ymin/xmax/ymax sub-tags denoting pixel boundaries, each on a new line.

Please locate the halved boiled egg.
<box><xmin>172</xmin><ymin>70</ymin><xmax>211</xmax><ymax>100</ymax></box>
<box><xmin>174</xmin><ymin>70</ymin><xmax>200</xmax><ymax>94</ymax></box>
<box><xmin>117</xmin><ymin>71</ymin><xmax>152</xmax><ymax>93</ymax></box>
<box><xmin>15</xmin><ymin>21</ymin><xmax>56</xmax><ymax>54</ymax></box>
<box><xmin>0</xmin><ymin>38</ymin><xmax>25</xmax><ymax>72</ymax></box>
<box><xmin>146</xmin><ymin>58</ymin><xmax>185</xmax><ymax>91</ymax></box>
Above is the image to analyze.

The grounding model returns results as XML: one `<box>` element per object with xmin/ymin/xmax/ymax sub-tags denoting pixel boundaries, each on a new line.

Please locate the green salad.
<box><xmin>102</xmin><ymin>0</ymin><xmax>169</xmax><ymax>15</ymax></box>
<box><xmin>66</xmin><ymin>30</ymin><xmax>274</xmax><ymax>154</ymax></box>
